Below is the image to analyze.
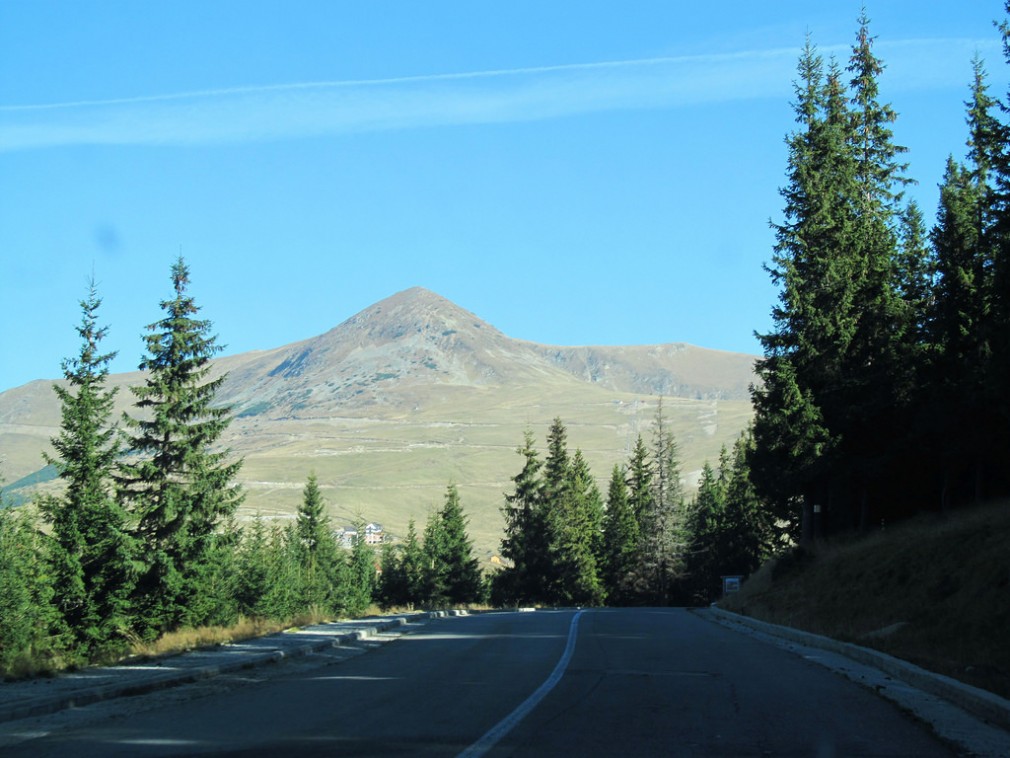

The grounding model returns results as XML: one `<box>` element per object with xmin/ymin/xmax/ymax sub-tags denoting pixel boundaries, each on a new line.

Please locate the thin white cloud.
<box><xmin>0</xmin><ymin>38</ymin><xmax>998</xmax><ymax>152</ymax></box>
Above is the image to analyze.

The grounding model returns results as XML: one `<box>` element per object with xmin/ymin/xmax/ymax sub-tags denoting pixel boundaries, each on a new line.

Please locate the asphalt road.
<box><xmin>1</xmin><ymin>608</ymin><xmax>954</xmax><ymax>756</ymax></box>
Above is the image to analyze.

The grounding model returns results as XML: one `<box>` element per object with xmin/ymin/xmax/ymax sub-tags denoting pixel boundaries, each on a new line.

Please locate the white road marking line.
<box><xmin>458</xmin><ymin>609</ymin><xmax>585</xmax><ymax>758</ymax></box>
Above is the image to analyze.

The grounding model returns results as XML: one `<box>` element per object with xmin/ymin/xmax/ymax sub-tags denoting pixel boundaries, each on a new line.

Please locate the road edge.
<box><xmin>0</xmin><ymin>610</ymin><xmax>474</xmax><ymax>725</ymax></box>
<box><xmin>703</xmin><ymin>605</ymin><xmax>1010</xmax><ymax>732</ymax></box>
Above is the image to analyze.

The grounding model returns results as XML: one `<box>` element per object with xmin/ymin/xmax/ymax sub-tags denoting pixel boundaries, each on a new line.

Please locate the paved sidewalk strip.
<box><xmin>0</xmin><ymin>611</ymin><xmax>466</xmax><ymax>724</ymax></box>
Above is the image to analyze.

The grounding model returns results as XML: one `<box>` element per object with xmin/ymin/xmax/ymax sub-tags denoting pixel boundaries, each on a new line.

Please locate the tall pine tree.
<box><xmin>602</xmin><ymin>464</ymin><xmax>638</xmax><ymax>605</ymax></box>
<box><xmin>552</xmin><ymin>449</ymin><xmax>605</xmax><ymax>606</ymax></box>
<box><xmin>436</xmin><ymin>483</ymin><xmax>483</xmax><ymax>606</ymax></box>
<box><xmin>40</xmin><ymin>280</ymin><xmax>135</xmax><ymax>655</ymax></box>
<box><xmin>634</xmin><ymin>400</ymin><xmax>684</xmax><ymax>605</ymax></box>
<box><xmin>117</xmin><ymin>257</ymin><xmax>243</xmax><ymax>638</ymax></box>
<box><xmin>495</xmin><ymin>430</ymin><xmax>546</xmax><ymax>606</ymax></box>
<box><xmin>294</xmin><ymin>473</ymin><xmax>346</xmax><ymax>613</ymax></box>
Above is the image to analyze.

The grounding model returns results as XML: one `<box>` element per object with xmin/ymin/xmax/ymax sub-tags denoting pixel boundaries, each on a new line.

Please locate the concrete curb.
<box><xmin>0</xmin><ymin>612</ymin><xmax>453</xmax><ymax>726</ymax></box>
<box><xmin>707</xmin><ymin>606</ymin><xmax>1010</xmax><ymax>732</ymax></box>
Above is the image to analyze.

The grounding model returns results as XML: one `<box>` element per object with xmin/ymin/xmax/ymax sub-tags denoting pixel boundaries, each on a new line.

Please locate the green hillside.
<box><xmin>231</xmin><ymin>384</ymin><xmax>753</xmax><ymax>558</ymax></box>
<box><xmin>721</xmin><ymin>501</ymin><xmax>1010</xmax><ymax>700</ymax></box>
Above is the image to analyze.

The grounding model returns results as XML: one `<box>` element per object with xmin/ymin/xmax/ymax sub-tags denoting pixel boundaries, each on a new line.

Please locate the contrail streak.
<box><xmin>0</xmin><ymin>38</ymin><xmax>996</xmax><ymax>152</ymax></box>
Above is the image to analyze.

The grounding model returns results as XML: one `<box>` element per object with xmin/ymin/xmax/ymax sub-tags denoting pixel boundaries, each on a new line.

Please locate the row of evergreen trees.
<box><xmin>750</xmin><ymin>9</ymin><xmax>1010</xmax><ymax>542</ymax></box>
<box><xmin>490</xmin><ymin>411</ymin><xmax>773</xmax><ymax>607</ymax></box>
<box><xmin>0</xmin><ymin>260</ymin><xmax>386</xmax><ymax>673</ymax></box>
<box><xmin>376</xmin><ymin>482</ymin><xmax>484</xmax><ymax>609</ymax></box>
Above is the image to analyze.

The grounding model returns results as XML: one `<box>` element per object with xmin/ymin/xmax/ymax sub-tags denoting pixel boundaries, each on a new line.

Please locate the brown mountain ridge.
<box><xmin>0</xmin><ymin>287</ymin><xmax>756</xmax><ymax>556</ymax></box>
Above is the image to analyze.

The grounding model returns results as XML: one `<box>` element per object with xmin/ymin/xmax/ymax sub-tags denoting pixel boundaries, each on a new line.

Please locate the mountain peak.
<box><xmin>333</xmin><ymin>287</ymin><xmax>503</xmax><ymax>344</ymax></box>
<box><xmin>205</xmin><ymin>287</ymin><xmax>754</xmax><ymax>420</ymax></box>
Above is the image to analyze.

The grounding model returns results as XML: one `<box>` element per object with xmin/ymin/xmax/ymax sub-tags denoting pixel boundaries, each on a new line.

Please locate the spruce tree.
<box><xmin>294</xmin><ymin>473</ymin><xmax>344</xmax><ymax>613</ymax></box>
<box><xmin>841</xmin><ymin>9</ymin><xmax>914</xmax><ymax>527</ymax></box>
<box><xmin>376</xmin><ymin>540</ymin><xmax>407</xmax><ymax>609</ymax></box>
<box><xmin>551</xmin><ymin>450</ymin><xmax>605</xmax><ymax>606</ymax></box>
<box><xmin>686</xmin><ymin>435</ymin><xmax>772</xmax><ymax>604</ymax></box>
<box><xmin>420</xmin><ymin>507</ymin><xmax>448</xmax><ymax>607</ymax></box>
<box><xmin>345</xmin><ymin>519</ymin><xmax>375</xmax><ymax>616</ymax></box>
<box><xmin>196</xmin><ymin>514</ymin><xmax>241</xmax><ymax>627</ymax></box>
<box><xmin>751</xmin><ymin>356</ymin><xmax>833</xmax><ymax>544</ymax></box>
<box><xmin>928</xmin><ymin>56</ymin><xmax>1006</xmax><ymax>504</ymax></box>
<box><xmin>495</xmin><ymin>431</ymin><xmax>545</xmax><ymax>606</ymax></box>
<box><xmin>626</xmin><ymin>434</ymin><xmax>654</xmax><ymax>531</ymax></box>
<box><xmin>752</xmin><ymin>40</ymin><xmax>856</xmax><ymax>538</ymax></box>
<box><xmin>723</xmin><ymin>430</ymin><xmax>776</xmax><ymax>569</ymax></box>
<box><xmin>235</xmin><ymin>513</ymin><xmax>274</xmax><ymax>618</ymax></box>
<box><xmin>601</xmin><ymin>464</ymin><xmax>638</xmax><ymax>605</ymax></box>
<box><xmin>635</xmin><ymin>401</ymin><xmax>685</xmax><ymax>605</ymax></box>
<box><xmin>264</xmin><ymin>524</ymin><xmax>304</xmax><ymax>620</ymax></box>
<box><xmin>930</xmin><ymin>156</ymin><xmax>991</xmax><ymax>504</ymax></box>
<box><xmin>40</xmin><ymin>280</ymin><xmax>135</xmax><ymax>655</ymax></box>
<box><xmin>117</xmin><ymin>257</ymin><xmax>244</xmax><ymax>637</ymax></box>
<box><xmin>683</xmin><ymin>460</ymin><xmax>726</xmax><ymax>603</ymax></box>
<box><xmin>399</xmin><ymin>518</ymin><xmax>426</xmax><ymax>607</ymax></box>
<box><xmin>0</xmin><ymin>507</ymin><xmax>62</xmax><ymax>674</ymax></box>
<box><xmin>992</xmin><ymin>16</ymin><xmax>1010</xmax><ymax>463</ymax></box>
<box><xmin>893</xmin><ymin>200</ymin><xmax>934</xmax><ymax>378</ymax></box>
<box><xmin>539</xmin><ymin>417</ymin><xmax>573</xmax><ymax>604</ymax></box>
<box><xmin>436</xmin><ymin>483</ymin><xmax>483</xmax><ymax>606</ymax></box>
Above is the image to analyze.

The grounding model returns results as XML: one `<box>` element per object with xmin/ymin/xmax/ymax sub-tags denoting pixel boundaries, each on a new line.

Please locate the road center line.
<box><xmin>457</xmin><ymin>609</ymin><xmax>585</xmax><ymax>758</ymax></box>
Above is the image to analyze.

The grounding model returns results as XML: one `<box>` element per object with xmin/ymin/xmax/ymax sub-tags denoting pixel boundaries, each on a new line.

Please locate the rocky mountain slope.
<box><xmin>0</xmin><ymin>287</ymin><xmax>757</xmax><ymax>555</ymax></box>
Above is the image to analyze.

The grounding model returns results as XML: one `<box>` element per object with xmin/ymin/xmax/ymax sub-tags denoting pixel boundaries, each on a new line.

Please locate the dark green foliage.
<box><xmin>752</xmin><ymin>38</ymin><xmax>856</xmax><ymax>537</ymax></box>
<box><xmin>399</xmin><ymin>519</ymin><xmax>426</xmax><ymax>605</ymax></box>
<box><xmin>496</xmin><ymin>421</ymin><xmax>607</xmax><ymax>607</ymax></box>
<box><xmin>420</xmin><ymin>507</ymin><xmax>447</xmax><ymax>606</ymax></box>
<box><xmin>235</xmin><ymin>514</ymin><xmax>277</xmax><ymax>618</ymax></box>
<box><xmin>0</xmin><ymin>507</ymin><xmax>63</xmax><ymax>675</ymax></box>
<box><xmin>294</xmin><ymin>473</ymin><xmax>347</xmax><ymax>613</ymax></box>
<box><xmin>376</xmin><ymin>540</ymin><xmax>407</xmax><ymax>609</ymax></box>
<box><xmin>39</xmin><ymin>281</ymin><xmax>136</xmax><ymax>656</ymax></box>
<box><xmin>683</xmin><ymin>460</ymin><xmax>726</xmax><ymax>603</ymax></box>
<box><xmin>418</xmin><ymin>485</ymin><xmax>482</xmax><ymax>608</ymax></box>
<box><xmin>924</xmin><ymin>56</ymin><xmax>1006</xmax><ymax>506</ymax></box>
<box><xmin>189</xmin><ymin>515</ymin><xmax>241</xmax><ymax>628</ymax></box>
<box><xmin>262</xmin><ymin>524</ymin><xmax>306</xmax><ymax>620</ymax></box>
<box><xmin>632</xmin><ymin>401</ymin><xmax>685</xmax><ymax>605</ymax></box>
<box><xmin>345</xmin><ymin>519</ymin><xmax>376</xmax><ymax>616</ymax></box>
<box><xmin>117</xmin><ymin>257</ymin><xmax>244</xmax><ymax>638</ymax></box>
<box><xmin>752</xmin><ymin>16</ymin><xmax>926</xmax><ymax>537</ymax></box>
<box><xmin>496</xmin><ymin>414</ymin><xmax>690</xmax><ymax>608</ymax></box>
<box><xmin>602</xmin><ymin>464</ymin><xmax>639</xmax><ymax>605</ymax></box>
<box><xmin>751</xmin><ymin>8</ymin><xmax>1010</xmax><ymax>539</ymax></box>
<box><xmin>494</xmin><ymin>430</ymin><xmax>547</xmax><ymax>606</ymax></box>
<box><xmin>626</xmin><ymin>435</ymin><xmax>654</xmax><ymax>528</ymax></box>
<box><xmin>436</xmin><ymin>484</ymin><xmax>483</xmax><ymax>605</ymax></box>
<box><xmin>684</xmin><ymin>433</ymin><xmax>775</xmax><ymax>604</ymax></box>
<box><xmin>550</xmin><ymin>449</ymin><xmax>605</xmax><ymax>606</ymax></box>
<box><xmin>525</xmin><ymin>420</ymin><xmax>607</xmax><ymax>606</ymax></box>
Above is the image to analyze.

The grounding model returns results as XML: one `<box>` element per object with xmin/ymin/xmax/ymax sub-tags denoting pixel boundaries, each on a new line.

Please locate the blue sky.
<box><xmin>1</xmin><ymin>1</ymin><xmax>1007</xmax><ymax>392</ymax></box>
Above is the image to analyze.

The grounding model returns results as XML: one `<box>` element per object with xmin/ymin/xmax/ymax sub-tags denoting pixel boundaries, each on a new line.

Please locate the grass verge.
<box><xmin>721</xmin><ymin>500</ymin><xmax>1010</xmax><ymax>700</ymax></box>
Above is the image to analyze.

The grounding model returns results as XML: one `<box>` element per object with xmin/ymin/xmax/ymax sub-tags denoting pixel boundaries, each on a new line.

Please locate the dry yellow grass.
<box><xmin>723</xmin><ymin>500</ymin><xmax>1010</xmax><ymax>699</ymax></box>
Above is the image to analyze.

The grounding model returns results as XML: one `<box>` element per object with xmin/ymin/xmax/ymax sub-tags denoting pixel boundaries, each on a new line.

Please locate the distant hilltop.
<box><xmin>207</xmin><ymin>286</ymin><xmax>756</xmax><ymax>420</ymax></box>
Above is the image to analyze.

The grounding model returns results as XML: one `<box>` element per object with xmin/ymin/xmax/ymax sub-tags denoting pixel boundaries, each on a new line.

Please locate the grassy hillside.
<box><xmin>231</xmin><ymin>386</ymin><xmax>753</xmax><ymax>558</ymax></box>
<box><xmin>2</xmin><ymin>376</ymin><xmax>753</xmax><ymax>559</ymax></box>
<box><xmin>721</xmin><ymin>500</ymin><xmax>1010</xmax><ymax>700</ymax></box>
